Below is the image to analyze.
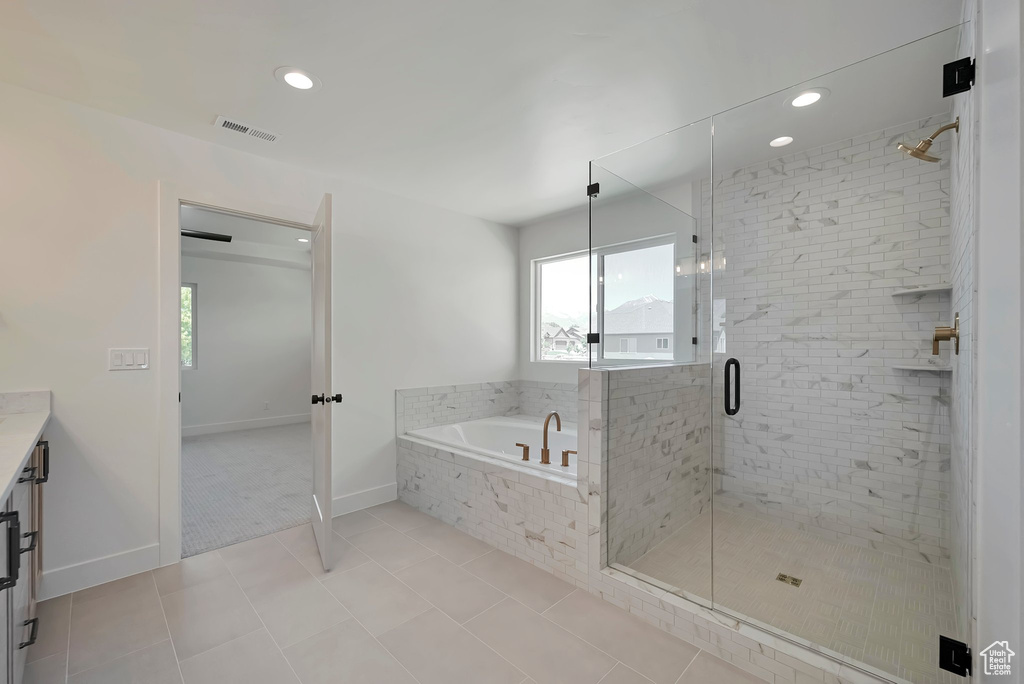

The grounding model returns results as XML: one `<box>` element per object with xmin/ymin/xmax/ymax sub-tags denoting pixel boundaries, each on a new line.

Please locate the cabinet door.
<box><xmin>0</xmin><ymin>499</ymin><xmax>10</xmax><ymax>684</ymax></box>
<box><xmin>10</xmin><ymin>475</ymin><xmax>33</xmax><ymax>684</ymax></box>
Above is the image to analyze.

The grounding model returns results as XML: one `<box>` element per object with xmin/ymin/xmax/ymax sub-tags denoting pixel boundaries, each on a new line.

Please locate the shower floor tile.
<box><xmin>625</xmin><ymin>510</ymin><xmax>960</xmax><ymax>684</ymax></box>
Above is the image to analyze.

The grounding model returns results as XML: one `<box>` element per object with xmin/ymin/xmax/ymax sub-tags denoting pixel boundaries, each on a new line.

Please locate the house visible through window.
<box><xmin>181</xmin><ymin>283</ymin><xmax>196</xmax><ymax>369</ymax></box>
<box><xmin>535</xmin><ymin>253</ymin><xmax>589</xmax><ymax>361</ymax></box>
<box><xmin>657</xmin><ymin>337</ymin><xmax>670</xmax><ymax>349</ymax></box>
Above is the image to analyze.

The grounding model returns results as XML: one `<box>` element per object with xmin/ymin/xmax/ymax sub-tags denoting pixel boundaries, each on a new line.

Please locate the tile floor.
<box><xmin>26</xmin><ymin>501</ymin><xmax>764</xmax><ymax>684</ymax></box>
<box><xmin>627</xmin><ymin>510</ymin><xmax>960</xmax><ymax>684</ymax></box>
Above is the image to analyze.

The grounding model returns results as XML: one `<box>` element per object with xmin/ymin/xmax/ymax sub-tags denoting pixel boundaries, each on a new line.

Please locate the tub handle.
<box><xmin>561</xmin><ymin>449</ymin><xmax>576</xmax><ymax>468</ymax></box>
<box><xmin>515</xmin><ymin>443</ymin><xmax>530</xmax><ymax>461</ymax></box>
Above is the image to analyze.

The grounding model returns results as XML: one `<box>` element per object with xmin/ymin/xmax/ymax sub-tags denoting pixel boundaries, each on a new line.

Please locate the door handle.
<box><xmin>311</xmin><ymin>394</ymin><xmax>325</xmax><ymax>405</ymax></box>
<box><xmin>19</xmin><ymin>617</ymin><xmax>38</xmax><ymax>649</ymax></box>
<box><xmin>724</xmin><ymin>358</ymin><xmax>741</xmax><ymax>416</ymax></box>
<box><xmin>0</xmin><ymin>511</ymin><xmax>20</xmax><ymax>590</ymax></box>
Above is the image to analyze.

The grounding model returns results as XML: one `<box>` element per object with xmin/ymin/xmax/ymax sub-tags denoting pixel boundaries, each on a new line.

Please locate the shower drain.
<box><xmin>776</xmin><ymin>573</ymin><xmax>803</xmax><ymax>587</ymax></box>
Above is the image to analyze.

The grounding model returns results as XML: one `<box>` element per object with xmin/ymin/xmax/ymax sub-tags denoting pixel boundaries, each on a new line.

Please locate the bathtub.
<box><xmin>405</xmin><ymin>415</ymin><xmax>578</xmax><ymax>478</ymax></box>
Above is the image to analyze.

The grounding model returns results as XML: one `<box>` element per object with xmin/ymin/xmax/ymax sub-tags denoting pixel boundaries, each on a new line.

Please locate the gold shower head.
<box><xmin>897</xmin><ymin>117</ymin><xmax>959</xmax><ymax>163</ymax></box>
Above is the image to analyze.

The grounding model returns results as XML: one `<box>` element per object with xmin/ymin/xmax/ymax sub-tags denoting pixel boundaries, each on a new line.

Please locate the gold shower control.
<box><xmin>933</xmin><ymin>313</ymin><xmax>960</xmax><ymax>355</ymax></box>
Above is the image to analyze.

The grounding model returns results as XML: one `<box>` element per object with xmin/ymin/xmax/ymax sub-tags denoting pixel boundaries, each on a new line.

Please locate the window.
<box><xmin>181</xmin><ymin>283</ymin><xmax>196</xmax><ymax>369</ymax></box>
<box><xmin>597</xmin><ymin>239</ymin><xmax>676</xmax><ymax>362</ymax></box>
<box><xmin>535</xmin><ymin>253</ymin><xmax>589</xmax><ymax>362</ymax></box>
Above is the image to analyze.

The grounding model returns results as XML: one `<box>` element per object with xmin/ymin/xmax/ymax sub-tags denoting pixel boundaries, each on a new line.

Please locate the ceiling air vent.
<box><xmin>213</xmin><ymin>116</ymin><xmax>279</xmax><ymax>143</ymax></box>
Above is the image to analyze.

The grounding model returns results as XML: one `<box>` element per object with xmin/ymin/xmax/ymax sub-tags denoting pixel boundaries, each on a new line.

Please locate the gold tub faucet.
<box><xmin>541</xmin><ymin>411</ymin><xmax>561</xmax><ymax>465</ymax></box>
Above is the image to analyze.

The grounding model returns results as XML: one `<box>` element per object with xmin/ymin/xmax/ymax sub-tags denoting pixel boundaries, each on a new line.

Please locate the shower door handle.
<box><xmin>724</xmin><ymin>358</ymin><xmax>740</xmax><ymax>416</ymax></box>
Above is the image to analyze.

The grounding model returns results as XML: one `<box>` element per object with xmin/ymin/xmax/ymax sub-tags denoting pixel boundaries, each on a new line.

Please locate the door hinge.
<box><xmin>943</xmin><ymin>57</ymin><xmax>975</xmax><ymax>97</ymax></box>
<box><xmin>939</xmin><ymin>635</ymin><xmax>971</xmax><ymax>677</ymax></box>
<box><xmin>586</xmin><ymin>332</ymin><xmax>600</xmax><ymax>344</ymax></box>
<box><xmin>587</xmin><ymin>183</ymin><xmax>600</xmax><ymax>198</ymax></box>
<box><xmin>692</xmin><ymin>234</ymin><xmax>698</xmax><ymax>244</ymax></box>
<box><xmin>692</xmin><ymin>337</ymin><xmax>698</xmax><ymax>345</ymax></box>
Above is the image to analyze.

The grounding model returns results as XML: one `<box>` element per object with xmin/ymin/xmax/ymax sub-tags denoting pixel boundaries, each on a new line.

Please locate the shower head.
<box><xmin>897</xmin><ymin>117</ymin><xmax>959</xmax><ymax>163</ymax></box>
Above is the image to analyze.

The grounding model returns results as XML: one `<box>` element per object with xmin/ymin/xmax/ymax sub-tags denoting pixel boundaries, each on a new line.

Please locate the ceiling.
<box><xmin>0</xmin><ymin>0</ymin><xmax>963</xmax><ymax>225</ymax></box>
<box><xmin>180</xmin><ymin>205</ymin><xmax>311</xmax><ymax>268</ymax></box>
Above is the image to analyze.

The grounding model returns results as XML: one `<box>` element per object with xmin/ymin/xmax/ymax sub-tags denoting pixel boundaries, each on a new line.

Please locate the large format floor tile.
<box><xmin>464</xmin><ymin>550</ymin><xmax>575</xmax><ymax>613</ymax></box>
<box><xmin>67</xmin><ymin>573</ymin><xmax>170</xmax><ymax>675</ymax></box>
<box><xmin>283</xmin><ymin>620</ymin><xmax>416</xmax><ymax>684</ymax></box>
<box><xmin>320</xmin><ymin>561</ymin><xmax>431</xmax><ymax>636</ymax></box>
<box><xmin>543</xmin><ymin>590</ymin><xmax>698</xmax><ymax>684</ymax></box>
<box><xmin>467</xmin><ymin>598</ymin><xmax>616</xmax><ymax>684</ymax></box>
<box><xmin>32</xmin><ymin>499</ymin><xmax>817</xmax><ymax>684</ymax></box>
<box><xmin>178</xmin><ymin>630</ymin><xmax>299</xmax><ymax>684</ymax></box>
<box><xmin>378</xmin><ymin>609</ymin><xmax>525</xmax><ymax>684</ymax></box>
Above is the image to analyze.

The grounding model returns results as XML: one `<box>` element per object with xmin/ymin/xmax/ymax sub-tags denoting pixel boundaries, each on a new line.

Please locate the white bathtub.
<box><xmin>406</xmin><ymin>415</ymin><xmax>578</xmax><ymax>478</ymax></box>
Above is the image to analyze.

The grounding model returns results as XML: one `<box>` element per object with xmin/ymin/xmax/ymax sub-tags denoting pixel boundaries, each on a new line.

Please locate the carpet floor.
<box><xmin>181</xmin><ymin>423</ymin><xmax>311</xmax><ymax>557</ymax></box>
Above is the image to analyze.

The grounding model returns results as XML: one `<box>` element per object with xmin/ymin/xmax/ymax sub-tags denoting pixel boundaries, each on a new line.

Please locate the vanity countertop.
<box><xmin>0</xmin><ymin>392</ymin><xmax>50</xmax><ymax>503</ymax></box>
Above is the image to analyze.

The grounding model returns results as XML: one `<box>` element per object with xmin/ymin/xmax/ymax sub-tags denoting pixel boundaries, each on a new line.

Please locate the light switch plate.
<box><xmin>109</xmin><ymin>348</ymin><xmax>150</xmax><ymax>371</ymax></box>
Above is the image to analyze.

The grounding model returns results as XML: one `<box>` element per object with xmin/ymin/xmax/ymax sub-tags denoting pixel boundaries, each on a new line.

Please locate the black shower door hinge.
<box><xmin>943</xmin><ymin>57</ymin><xmax>975</xmax><ymax>97</ymax></box>
<box><xmin>587</xmin><ymin>183</ymin><xmax>600</xmax><ymax>198</ymax></box>
<box><xmin>692</xmin><ymin>337</ymin><xmax>698</xmax><ymax>345</ymax></box>
<box><xmin>939</xmin><ymin>636</ymin><xmax>971</xmax><ymax>677</ymax></box>
<box><xmin>692</xmin><ymin>234</ymin><xmax>698</xmax><ymax>244</ymax></box>
<box><xmin>586</xmin><ymin>333</ymin><xmax>600</xmax><ymax>344</ymax></box>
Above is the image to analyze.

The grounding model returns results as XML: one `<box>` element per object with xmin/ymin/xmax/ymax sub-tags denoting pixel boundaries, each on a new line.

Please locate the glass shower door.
<box><xmin>709</xmin><ymin>25</ymin><xmax>969</xmax><ymax>683</ymax></box>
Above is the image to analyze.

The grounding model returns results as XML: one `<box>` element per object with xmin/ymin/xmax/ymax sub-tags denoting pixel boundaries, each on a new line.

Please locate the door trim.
<box><xmin>157</xmin><ymin>182</ymin><xmax>318</xmax><ymax>567</ymax></box>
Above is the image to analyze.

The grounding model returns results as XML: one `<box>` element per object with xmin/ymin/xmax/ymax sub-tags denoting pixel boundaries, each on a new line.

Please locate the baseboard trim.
<box><xmin>333</xmin><ymin>482</ymin><xmax>396</xmax><ymax>516</ymax></box>
<box><xmin>181</xmin><ymin>413</ymin><xmax>311</xmax><ymax>437</ymax></box>
<box><xmin>39</xmin><ymin>543</ymin><xmax>160</xmax><ymax>600</ymax></box>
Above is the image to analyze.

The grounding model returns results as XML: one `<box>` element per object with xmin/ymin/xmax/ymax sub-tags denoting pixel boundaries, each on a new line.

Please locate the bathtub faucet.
<box><xmin>541</xmin><ymin>411</ymin><xmax>561</xmax><ymax>465</ymax></box>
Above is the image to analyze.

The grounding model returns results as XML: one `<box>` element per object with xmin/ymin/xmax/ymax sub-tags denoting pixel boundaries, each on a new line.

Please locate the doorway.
<box><xmin>158</xmin><ymin>188</ymin><xmax>335</xmax><ymax>571</ymax></box>
<box><xmin>178</xmin><ymin>204</ymin><xmax>313</xmax><ymax>556</ymax></box>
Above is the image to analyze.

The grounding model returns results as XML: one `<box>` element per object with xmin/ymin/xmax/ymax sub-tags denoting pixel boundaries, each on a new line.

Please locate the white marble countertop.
<box><xmin>0</xmin><ymin>392</ymin><xmax>50</xmax><ymax>504</ymax></box>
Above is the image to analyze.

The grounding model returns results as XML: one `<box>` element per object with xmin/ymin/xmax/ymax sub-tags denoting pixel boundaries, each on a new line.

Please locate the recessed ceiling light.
<box><xmin>787</xmin><ymin>87</ymin><xmax>829</xmax><ymax>108</ymax></box>
<box><xmin>770</xmin><ymin>136</ymin><xmax>794</xmax><ymax>148</ymax></box>
<box><xmin>274</xmin><ymin>66</ymin><xmax>322</xmax><ymax>92</ymax></box>
<box><xmin>296</xmin><ymin>237</ymin><xmax>310</xmax><ymax>243</ymax></box>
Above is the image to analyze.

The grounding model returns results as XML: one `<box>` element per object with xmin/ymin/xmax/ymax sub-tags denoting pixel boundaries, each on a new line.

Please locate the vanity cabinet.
<box><xmin>0</xmin><ymin>441</ymin><xmax>46</xmax><ymax>684</ymax></box>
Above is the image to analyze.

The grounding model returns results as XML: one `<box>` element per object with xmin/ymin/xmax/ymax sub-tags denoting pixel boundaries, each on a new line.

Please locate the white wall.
<box><xmin>180</xmin><ymin>255</ymin><xmax>311</xmax><ymax>435</ymax></box>
<box><xmin>0</xmin><ymin>81</ymin><xmax>517</xmax><ymax>595</ymax></box>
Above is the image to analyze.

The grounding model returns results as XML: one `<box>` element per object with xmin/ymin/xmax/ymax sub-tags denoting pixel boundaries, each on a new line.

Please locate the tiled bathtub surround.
<box><xmin>605</xmin><ymin>364</ymin><xmax>711</xmax><ymax>568</ymax></box>
<box><xmin>395</xmin><ymin>379</ymin><xmax>577</xmax><ymax>435</ymax></box>
<box><xmin>707</xmin><ymin>117</ymin><xmax>954</xmax><ymax>565</ymax></box>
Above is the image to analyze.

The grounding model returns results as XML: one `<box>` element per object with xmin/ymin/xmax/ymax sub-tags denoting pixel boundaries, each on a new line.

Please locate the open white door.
<box><xmin>310</xmin><ymin>193</ymin><xmax>334</xmax><ymax>571</ymax></box>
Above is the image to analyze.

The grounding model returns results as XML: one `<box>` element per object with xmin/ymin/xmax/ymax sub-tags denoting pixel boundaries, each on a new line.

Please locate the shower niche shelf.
<box><xmin>891</xmin><ymin>363</ymin><xmax>952</xmax><ymax>372</ymax></box>
<box><xmin>891</xmin><ymin>283</ymin><xmax>952</xmax><ymax>296</ymax></box>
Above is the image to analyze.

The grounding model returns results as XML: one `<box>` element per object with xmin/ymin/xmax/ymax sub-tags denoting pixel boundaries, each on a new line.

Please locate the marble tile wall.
<box><xmin>707</xmin><ymin>117</ymin><xmax>954</xmax><ymax>565</ymax></box>
<box><xmin>948</xmin><ymin>7</ymin><xmax>975</xmax><ymax>641</ymax></box>
<box><xmin>605</xmin><ymin>364</ymin><xmax>711</xmax><ymax>566</ymax></box>
<box><xmin>395</xmin><ymin>379</ymin><xmax>577</xmax><ymax>435</ymax></box>
<box><xmin>396</xmin><ymin>436</ymin><xmax>590</xmax><ymax>587</ymax></box>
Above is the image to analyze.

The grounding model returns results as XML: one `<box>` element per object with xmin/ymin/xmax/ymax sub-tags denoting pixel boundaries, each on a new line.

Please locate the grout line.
<box><xmin>63</xmin><ymin>594</ymin><xmax>73</xmax><ymax>683</ymax></box>
<box><xmin>150</xmin><ymin>571</ymin><xmax>187</xmax><ymax>684</ymax></box>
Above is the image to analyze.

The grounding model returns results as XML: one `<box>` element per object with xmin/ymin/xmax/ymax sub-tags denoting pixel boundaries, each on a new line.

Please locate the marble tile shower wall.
<box><xmin>606</xmin><ymin>364</ymin><xmax>711</xmax><ymax>567</ymax></box>
<box><xmin>708</xmin><ymin>117</ymin><xmax>954</xmax><ymax>565</ymax></box>
<box><xmin>948</xmin><ymin>8</ymin><xmax>975</xmax><ymax>641</ymax></box>
<box><xmin>395</xmin><ymin>380</ymin><xmax>577</xmax><ymax>435</ymax></box>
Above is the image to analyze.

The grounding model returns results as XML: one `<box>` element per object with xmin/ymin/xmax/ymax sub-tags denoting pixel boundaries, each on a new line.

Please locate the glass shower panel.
<box><xmin>591</xmin><ymin>119</ymin><xmax>714</xmax><ymax>607</ymax></box>
<box><xmin>710</xmin><ymin>26</ymin><xmax>967</xmax><ymax>683</ymax></box>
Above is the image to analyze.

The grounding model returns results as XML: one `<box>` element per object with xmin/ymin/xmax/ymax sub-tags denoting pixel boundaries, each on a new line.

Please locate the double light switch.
<box><xmin>109</xmin><ymin>348</ymin><xmax>150</xmax><ymax>371</ymax></box>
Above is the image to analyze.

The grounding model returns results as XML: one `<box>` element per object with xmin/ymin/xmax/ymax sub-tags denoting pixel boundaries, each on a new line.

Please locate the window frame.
<box><xmin>181</xmin><ymin>282</ymin><xmax>197</xmax><ymax>370</ymax></box>
<box><xmin>533</xmin><ymin>249</ymin><xmax>589</xmax><ymax>364</ymax></box>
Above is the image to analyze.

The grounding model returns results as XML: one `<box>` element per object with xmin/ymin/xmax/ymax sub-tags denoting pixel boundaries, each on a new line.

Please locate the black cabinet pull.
<box><xmin>311</xmin><ymin>394</ymin><xmax>325</xmax><ymax>405</ymax></box>
<box><xmin>36</xmin><ymin>440</ymin><xmax>49</xmax><ymax>484</ymax></box>
<box><xmin>20</xmin><ymin>530</ymin><xmax>37</xmax><ymax>555</ymax></box>
<box><xmin>0</xmin><ymin>511</ymin><xmax>20</xmax><ymax>590</ymax></box>
<box><xmin>724</xmin><ymin>358</ymin><xmax>741</xmax><ymax>416</ymax></box>
<box><xmin>19</xmin><ymin>617</ymin><xmax>38</xmax><ymax>649</ymax></box>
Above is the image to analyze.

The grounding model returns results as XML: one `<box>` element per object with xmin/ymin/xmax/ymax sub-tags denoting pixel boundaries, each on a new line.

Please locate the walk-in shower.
<box><xmin>590</xmin><ymin>24</ymin><xmax>973</xmax><ymax>684</ymax></box>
